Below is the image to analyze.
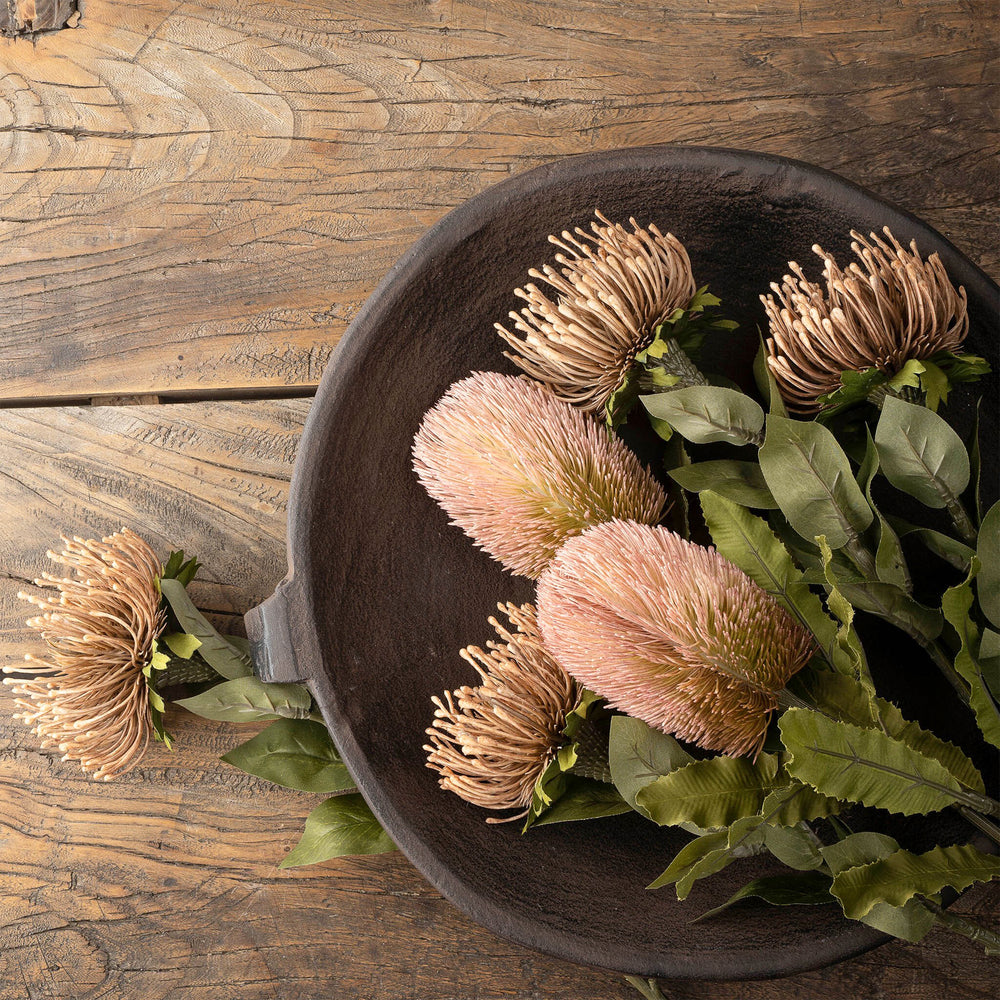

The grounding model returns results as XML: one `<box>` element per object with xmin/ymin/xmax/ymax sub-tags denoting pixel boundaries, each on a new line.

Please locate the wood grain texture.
<box><xmin>1</xmin><ymin>401</ymin><xmax>998</xmax><ymax>999</ymax></box>
<box><xmin>0</xmin><ymin>0</ymin><xmax>996</xmax><ymax>400</ymax></box>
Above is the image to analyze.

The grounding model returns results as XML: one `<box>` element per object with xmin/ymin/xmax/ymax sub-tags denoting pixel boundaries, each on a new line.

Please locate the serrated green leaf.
<box><xmin>159</xmin><ymin>578</ymin><xmax>253</xmax><ymax>680</ymax></box>
<box><xmin>817</xmin><ymin>367</ymin><xmax>887</xmax><ymax>418</ymax></box>
<box><xmin>779</xmin><ymin>709</ymin><xmax>969</xmax><ymax>816</ymax></box>
<box><xmin>857</xmin><ymin>431</ymin><xmax>910</xmax><ymax>591</ymax></box>
<box><xmin>174</xmin><ymin>676</ymin><xmax>312</xmax><ymax>723</ymax></box>
<box><xmin>280</xmin><ymin>793</ymin><xmax>395</xmax><ymax>867</ymax></box>
<box><xmin>918</xmin><ymin>359</ymin><xmax>949</xmax><ymax>411</ymax></box>
<box><xmin>160</xmin><ymin>550</ymin><xmax>201</xmax><ymax>588</ymax></box>
<box><xmin>641</xmin><ymin>386</ymin><xmax>764</xmax><ymax>446</ymax></box>
<box><xmin>763</xmin><ymin>824</ymin><xmax>826</xmax><ymax>871</ymax></box>
<box><xmin>531</xmin><ymin>777</ymin><xmax>630</xmax><ymax>826</ymax></box>
<box><xmin>759</xmin><ymin>415</ymin><xmax>873</xmax><ymax>550</ymax></box>
<box><xmin>979</xmin><ymin>501</ymin><xmax>1000</xmax><ymax>630</ymax></box>
<box><xmin>942</xmin><ymin>558</ymin><xmax>1000</xmax><ymax>750</ymax></box>
<box><xmin>162</xmin><ymin>631</ymin><xmax>202</xmax><ymax>660</ymax></box>
<box><xmin>759</xmin><ymin>780</ymin><xmax>841</xmax><ymax>827</ymax></box>
<box><xmin>831</xmin><ymin>844</ymin><xmax>1000</xmax><ymax>921</ymax></box>
<box><xmin>875</xmin><ymin>395</ymin><xmax>970</xmax><ymax>510</ymax></box>
<box><xmin>699</xmin><ymin>492</ymin><xmax>844</xmax><ymax>671</ymax></box>
<box><xmin>636</xmin><ymin>754</ymin><xmax>785</xmax><ymax>829</ymax></box>
<box><xmin>820</xmin><ymin>831</ymin><xmax>900</xmax><ymax>874</ymax></box>
<box><xmin>862</xmin><ymin>899</ymin><xmax>938</xmax><ymax>942</ymax></box>
<box><xmin>694</xmin><ymin>871</ymin><xmax>836</xmax><ymax>922</ymax></box>
<box><xmin>668</xmin><ymin>460</ymin><xmax>777</xmax><ymax>509</ymax></box>
<box><xmin>221</xmin><ymin>718</ymin><xmax>353</xmax><ymax>793</ymax></box>
<box><xmin>608</xmin><ymin>716</ymin><xmax>693</xmax><ymax>816</ymax></box>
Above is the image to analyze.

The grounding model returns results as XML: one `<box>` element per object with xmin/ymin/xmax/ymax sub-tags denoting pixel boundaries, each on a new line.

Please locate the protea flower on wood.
<box><xmin>4</xmin><ymin>530</ymin><xmax>167</xmax><ymax>780</ymax></box>
<box><xmin>495</xmin><ymin>211</ymin><xmax>697</xmax><ymax>414</ymax></box>
<box><xmin>424</xmin><ymin>603</ymin><xmax>578</xmax><ymax>816</ymax></box>
<box><xmin>763</xmin><ymin>228</ymin><xmax>970</xmax><ymax>414</ymax></box>
<box><xmin>412</xmin><ymin>371</ymin><xmax>667</xmax><ymax>578</ymax></box>
<box><xmin>536</xmin><ymin>520</ymin><xmax>814</xmax><ymax>758</ymax></box>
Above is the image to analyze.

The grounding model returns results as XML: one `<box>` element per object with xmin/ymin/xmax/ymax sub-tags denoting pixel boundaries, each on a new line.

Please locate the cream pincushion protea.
<box><xmin>495</xmin><ymin>212</ymin><xmax>697</xmax><ymax>415</ymax></box>
<box><xmin>4</xmin><ymin>530</ymin><xmax>167</xmax><ymax>780</ymax></box>
<box><xmin>536</xmin><ymin>520</ymin><xmax>814</xmax><ymax>758</ymax></box>
<box><xmin>412</xmin><ymin>371</ymin><xmax>666</xmax><ymax>579</ymax></box>
<box><xmin>424</xmin><ymin>603</ymin><xmax>578</xmax><ymax>817</ymax></box>
<box><xmin>763</xmin><ymin>228</ymin><xmax>970</xmax><ymax>414</ymax></box>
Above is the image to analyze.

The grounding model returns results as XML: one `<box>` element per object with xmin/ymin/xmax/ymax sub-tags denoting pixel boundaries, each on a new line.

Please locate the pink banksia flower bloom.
<box><xmin>424</xmin><ymin>603</ymin><xmax>578</xmax><ymax>817</ymax></box>
<box><xmin>4</xmin><ymin>529</ymin><xmax>167</xmax><ymax>780</ymax></box>
<box><xmin>763</xmin><ymin>227</ymin><xmax>969</xmax><ymax>414</ymax></box>
<box><xmin>495</xmin><ymin>211</ymin><xmax>697</xmax><ymax>415</ymax></box>
<box><xmin>535</xmin><ymin>520</ymin><xmax>814</xmax><ymax>758</ymax></box>
<box><xmin>412</xmin><ymin>371</ymin><xmax>667</xmax><ymax>579</ymax></box>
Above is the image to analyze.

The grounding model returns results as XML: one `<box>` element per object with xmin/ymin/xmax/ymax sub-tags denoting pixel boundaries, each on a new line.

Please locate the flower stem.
<box><xmin>624</xmin><ymin>976</ymin><xmax>668</xmax><ymax>1000</ymax></box>
<box><xmin>958</xmin><ymin>806</ymin><xmax>1000</xmax><ymax>847</ymax></box>
<box><xmin>919</xmin><ymin>899</ymin><xmax>1000</xmax><ymax>956</ymax></box>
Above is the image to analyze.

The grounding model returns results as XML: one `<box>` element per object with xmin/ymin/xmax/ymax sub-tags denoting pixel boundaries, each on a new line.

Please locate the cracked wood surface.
<box><xmin>0</xmin><ymin>0</ymin><xmax>997</xmax><ymax>401</ymax></box>
<box><xmin>2</xmin><ymin>402</ymin><xmax>999</xmax><ymax>1000</ymax></box>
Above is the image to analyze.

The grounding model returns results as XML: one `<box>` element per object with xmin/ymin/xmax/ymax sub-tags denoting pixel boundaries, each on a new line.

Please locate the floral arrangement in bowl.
<box><xmin>409</xmin><ymin>213</ymin><xmax>1000</xmax><ymax>964</ymax></box>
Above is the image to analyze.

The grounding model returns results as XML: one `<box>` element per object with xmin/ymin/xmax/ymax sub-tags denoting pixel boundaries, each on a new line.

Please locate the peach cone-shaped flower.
<box><xmin>424</xmin><ymin>603</ymin><xmax>578</xmax><ymax>817</ymax></box>
<box><xmin>536</xmin><ymin>520</ymin><xmax>814</xmax><ymax>758</ymax></box>
<box><xmin>495</xmin><ymin>211</ymin><xmax>697</xmax><ymax>415</ymax></box>
<box><xmin>763</xmin><ymin>227</ymin><xmax>969</xmax><ymax>414</ymax></box>
<box><xmin>4</xmin><ymin>529</ymin><xmax>166</xmax><ymax>780</ymax></box>
<box><xmin>412</xmin><ymin>371</ymin><xmax>667</xmax><ymax>579</ymax></box>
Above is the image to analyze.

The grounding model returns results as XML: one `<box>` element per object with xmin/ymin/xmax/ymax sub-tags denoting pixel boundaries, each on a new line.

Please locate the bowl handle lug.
<box><xmin>244</xmin><ymin>577</ymin><xmax>309</xmax><ymax>685</ymax></box>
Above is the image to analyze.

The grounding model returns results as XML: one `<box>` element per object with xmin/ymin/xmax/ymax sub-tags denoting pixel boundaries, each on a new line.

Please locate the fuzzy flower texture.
<box><xmin>5</xmin><ymin>530</ymin><xmax>166</xmax><ymax>780</ymax></box>
<box><xmin>537</xmin><ymin>520</ymin><xmax>815</xmax><ymax>758</ymax></box>
<box><xmin>412</xmin><ymin>371</ymin><xmax>666</xmax><ymax>579</ymax></box>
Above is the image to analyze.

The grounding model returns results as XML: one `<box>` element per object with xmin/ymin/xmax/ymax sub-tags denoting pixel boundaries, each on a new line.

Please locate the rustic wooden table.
<box><xmin>1</xmin><ymin>2</ymin><xmax>997</xmax><ymax>997</ymax></box>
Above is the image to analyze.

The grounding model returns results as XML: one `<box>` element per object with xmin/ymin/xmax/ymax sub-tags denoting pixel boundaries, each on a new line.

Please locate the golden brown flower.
<box><xmin>763</xmin><ymin>228</ymin><xmax>969</xmax><ymax>414</ymax></box>
<box><xmin>424</xmin><ymin>603</ymin><xmax>579</xmax><ymax>817</ymax></box>
<box><xmin>495</xmin><ymin>211</ymin><xmax>697</xmax><ymax>414</ymax></box>
<box><xmin>536</xmin><ymin>520</ymin><xmax>814</xmax><ymax>759</ymax></box>
<box><xmin>4</xmin><ymin>529</ymin><xmax>166</xmax><ymax>780</ymax></box>
<box><xmin>412</xmin><ymin>371</ymin><xmax>667</xmax><ymax>579</ymax></box>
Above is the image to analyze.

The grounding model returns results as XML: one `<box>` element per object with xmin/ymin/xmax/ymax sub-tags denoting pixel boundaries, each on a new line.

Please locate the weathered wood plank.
<box><xmin>1</xmin><ymin>401</ymin><xmax>998</xmax><ymax>998</ymax></box>
<box><xmin>0</xmin><ymin>0</ymin><xmax>996</xmax><ymax>401</ymax></box>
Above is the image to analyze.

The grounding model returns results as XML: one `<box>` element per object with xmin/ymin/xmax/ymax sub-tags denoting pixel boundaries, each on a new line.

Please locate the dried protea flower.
<box><xmin>496</xmin><ymin>211</ymin><xmax>697</xmax><ymax>414</ymax></box>
<box><xmin>412</xmin><ymin>371</ymin><xmax>667</xmax><ymax>578</ymax></box>
<box><xmin>425</xmin><ymin>603</ymin><xmax>578</xmax><ymax>817</ymax></box>
<box><xmin>536</xmin><ymin>520</ymin><xmax>814</xmax><ymax>758</ymax></box>
<box><xmin>763</xmin><ymin>227</ymin><xmax>969</xmax><ymax>414</ymax></box>
<box><xmin>4</xmin><ymin>529</ymin><xmax>166</xmax><ymax>780</ymax></box>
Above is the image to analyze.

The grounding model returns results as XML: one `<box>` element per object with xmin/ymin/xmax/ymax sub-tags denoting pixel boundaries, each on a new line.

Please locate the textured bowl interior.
<box><xmin>285</xmin><ymin>145</ymin><xmax>999</xmax><ymax>980</ymax></box>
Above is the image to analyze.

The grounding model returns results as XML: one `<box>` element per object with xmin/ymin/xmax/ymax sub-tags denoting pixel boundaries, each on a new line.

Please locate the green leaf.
<box><xmin>891</xmin><ymin>520</ymin><xmax>975</xmax><ymax>572</ymax></box>
<box><xmin>531</xmin><ymin>777</ymin><xmax>631</xmax><ymax>826</ymax></box>
<box><xmin>759</xmin><ymin>414</ymin><xmax>873</xmax><ymax>550</ymax></box>
<box><xmin>636</xmin><ymin>754</ymin><xmax>785</xmax><ymax>829</ymax></box>
<box><xmin>917</xmin><ymin>359</ymin><xmax>949</xmax><ymax>411</ymax></box>
<box><xmin>640</xmin><ymin>386</ymin><xmax>764</xmax><ymax>446</ymax></box>
<box><xmin>174</xmin><ymin>676</ymin><xmax>313</xmax><ymax>723</ymax></box>
<box><xmin>820</xmin><ymin>831</ymin><xmax>901</xmax><ymax>874</ymax></box>
<box><xmin>832</xmin><ymin>578</ymin><xmax>943</xmax><ymax>643</ymax></box>
<box><xmin>763</xmin><ymin>824</ymin><xmax>825</xmax><ymax>871</ymax></box>
<box><xmin>694</xmin><ymin>871</ymin><xmax>835</xmax><ymax>922</ymax></box>
<box><xmin>699</xmin><ymin>492</ymin><xmax>844</xmax><ymax>670</ymax></box>
<box><xmin>160</xmin><ymin>550</ymin><xmax>201</xmax><ymax>588</ymax></box>
<box><xmin>942</xmin><ymin>558</ymin><xmax>1000</xmax><ymax>749</ymax></box>
<box><xmin>222</xmin><ymin>718</ymin><xmax>353</xmax><ymax>793</ymax></box>
<box><xmin>159</xmin><ymin>578</ymin><xmax>253</xmax><ymax>680</ymax></box>
<box><xmin>830</xmin><ymin>844</ymin><xmax>1000</xmax><ymax>921</ymax></box>
<box><xmin>779</xmin><ymin>709</ymin><xmax>970</xmax><ymax>816</ymax></box>
<box><xmin>668</xmin><ymin>460</ymin><xmax>777</xmax><ymax>509</ymax></box>
<box><xmin>817</xmin><ymin>367</ymin><xmax>887</xmax><ymax>417</ymax></box>
<box><xmin>608</xmin><ymin>716</ymin><xmax>694</xmax><ymax>816</ymax></box>
<box><xmin>280</xmin><ymin>793</ymin><xmax>395</xmax><ymax>867</ymax></box>
<box><xmin>162</xmin><ymin>631</ymin><xmax>202</xmax><ymax>660</ymax></box>
<box><xmin>759</xmin><ymin>780</ymin><xmax>841</xmax><ymax>827</ymax></box>
<box><xmin>857</xmin><ymin>431</ymin><xmax>910</xmax><ymax>591</ymax></box>
<box><xmin>753</xmin><ymin>337</ymin><xmax>788</xmax><ymax>418</ymax></box>
<box><xmin>874</xmin><ymin>395</ymin><xmax>970</xmax><ymax>510</ymax></box>
<box><xmin>648</xmin><ymin>816</ymin><xmax>767</xmax><ymax>897</ymax></box>
<box><xmin>979</xmin><ymin>501</ymin><xmax>1000</xmax><ymax>630</ymax></box>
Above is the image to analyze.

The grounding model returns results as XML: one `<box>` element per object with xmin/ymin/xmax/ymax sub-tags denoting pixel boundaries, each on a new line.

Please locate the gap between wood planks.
<box><xmin>0</xmin><ymin>384</ymin><xmax>318</xmax><ymax>408</ymax></box>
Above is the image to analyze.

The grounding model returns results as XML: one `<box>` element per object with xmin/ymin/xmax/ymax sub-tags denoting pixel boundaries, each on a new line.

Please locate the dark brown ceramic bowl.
<box><xmin>246</xmin><ymin>145</ymin><xmax>999</xmax><ymax>980</ymax></box>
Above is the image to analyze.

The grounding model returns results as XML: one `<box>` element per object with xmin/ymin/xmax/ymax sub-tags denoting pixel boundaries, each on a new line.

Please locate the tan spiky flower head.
<box><xmin>763</xmin><ymin>227</ymin><xmax>969</xmax><ymax>414</ymax></box>
<box><xmin>412</xmin><ymin>371</ymin><xmax>667</xmax><ymax>579</ymax></box>
<box><xmin>495</xmin><ymin>211</ymin><xmax>697</xmax><ymax>414</ymax></box>
<box><xmin>4</xmin><ymin>529</ymin><xmax>166</xmax><ymax>780</ymax></box>
<box><xmin>536</xmin><ymin>520</ymin><xmax>814</xmax><ymax>759</ymax></box>
<box><xmin>424</xmin><ymin>602</ymin><xmax>579</xmax><ymax>818</ymax></box>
